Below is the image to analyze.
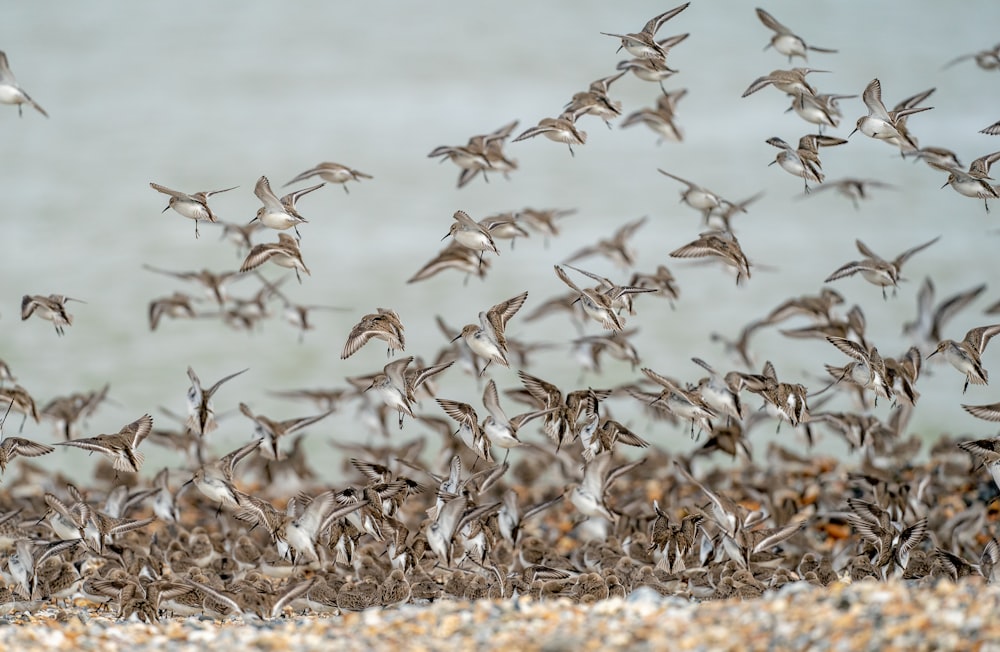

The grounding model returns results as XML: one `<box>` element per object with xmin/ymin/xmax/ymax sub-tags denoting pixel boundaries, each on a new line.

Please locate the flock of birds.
<box><xmin>2</xmin><ymin>4</ymin><xmax>1000</xmax><ymax>622</ymax></box>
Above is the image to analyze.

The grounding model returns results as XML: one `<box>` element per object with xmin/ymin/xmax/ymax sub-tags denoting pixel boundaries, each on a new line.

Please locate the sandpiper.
<box><xmin>238</xmin><ymin>403</ymin><xmax>333</xmax><ymax>460</ymax></box>
<box><xmin>824</xmin><ymin>336</ymin><xmax>892</xmax><ymax>405</ymax></box>
<box><xmin>564</xmin><ymin>72</ymin><xmax>625</xmax><ymax>129</ymax></box>
<box><xmin>742</xmin><ymin>67</ymin><xmax>827</xmax><ymax>98</ymax></box>
<box><xmin>148</xmin><ymin>292</ymin><xmax>200</xmax><ymax>331</ymax></box>
<box><xmin>184</xmin><ymin>366</ymin><xmax>249</xmax><ymax>436</ymax></box>
<box><xmin>754</xmin><ymin>8</ymin><xmax>838</xmax><ymax>62</ymax></box>
<box><xmin>239</xmin><ymin>233</ymin><xmax>310</xmax><ymax>282</ymax></box>
<box><xmin>801</xmin><ymin>177</ymin><xmax>896</xmax><ymax>209</ymax></box>
<box><xmin>825</xmin><ymin>236</ymin><xmax>940</xmax><ymax>299</ymax></box>
<box><xmin>640</xmin><ymin>367</ymin><xmax>715</xmax><ymax>436</ymax></box>
<box><xmin>963</xmin><ymin>402</ymin><xmax>1000</xmax><ymax>422</ymax></box>
<box><xmin>250</xmin><ymin>175</ymin><xmax>311</xmax><ymax>238</ymax></box>
<box><xmin>554</xmin><ymin>265</ymin><xmax>624</xmax><ymax>331</ymax></box>
<box><xmin>443</xmin><ymin>210</ymin><xmax>499</xmax><ymax>267</ymax></box>
<box><xmin>141</xmin><ymin>265</ymin><xmax>246</xmax><ymax>305</ymax></box>
<box><xmin>928</xmin><ymin>324</ymin><xmax>1000</xmax><ymax>393</ymax></box>
<box><xmin>283</xmin><ymin>162</ymin><xmax>372</xmax><ymax>193</ymax></box>
<box><xmin>21</xmin><ymin>294</ymin><xmax>83</xmax><ymax>336</ymax></box>
<box><xmin>512</xmin><ymin>113</ymin><xmax>587</xmax><ymax>157</ymax></box>
<box><xmin>563</xmin><ymin>216</ymin><xmax>646</xmax><ymax>270</ymax></box>
<box><xmin>942</xmin><ymin>42</ymin><xmax>1000</xmax><ymax>71</ymax></box>
<box><xmin>362</xmin><ymin>357</ymin><xmax>453</xmax><ymax>428</ymax></box>
<box><xmin>765</xmin><ymin>134</ymin><xmax>847</xmax><ymax>192</ymax></box>
<box><xmin>185</xmin><ymin>438</ymin><xmax>261</xmax><ymax>508</ymax></box>
<box><xmin>939</xmin><ymin>151</ymin><xmax>1000</xmax><ymax>213</ymax></box>
<box><xmin>341</xmin><ymin>308</ymin><xmax>406</xmax><ymax>359</ymax></box>
<box><xmin>620</xmin><ymin>88</ymin><xmax>687</xmax><ymax>143</ymax></box>
<box><xmin>408</xmin><ymin>241</ymin><xmax>492</xmax><ymax>284</ymax></box>
<box><xmin>669</xmin><ymin>230</ymin><xmax>752</xmax><ymax>285</ymax></box>
<box><xmin>902</xmin><ymin>277</ymin><xmax>985</xmax><ymax>354</ymax></box>
<box><xmin>453</xmin><ymin>291</ymin><xmax>529</xmax><ymax>375</ymax></box>
<box><xmin>0</xmin><ymin>51</ymin><xmax>47</xmax><ymax>117</ymax></box>
<box><xmin>149</xmin><ymin>182</ymin><xmax>237</xmax><ymax>238</ymax></box>
<box><xmin>56</xmin><ymin>413</ymin><xmax>153</xmax><ymax>473</ymax></box>
<box><xmin>787</xmin><ymin>91</ymin><xmax>856</xmax><ymax>132</ymax></box>
<box><xmin>850</xmin><ymin>79</ymin><xmax>932</xmax><ymax>151</ymax></box>
<box><xmin>0</xmin><ymin>435</ymin><xmax>53</xmax><ymax>476</ymax></box>
<box><xmin>657</xmin><ymin>169</ymin><xmax>738</xmax><ymax>221</ymax></box>
<box><xmin>615</xmin><ymin>33</ymin><xmax>689</xmax><ymax>90</ymax></box>
<box><xmin>568</xmin><ymin>452</ymin><xmax>643</xmax><ymax>525</ymax></box>
<box><xmin>600</xmin><ymin>3</ymin><xmax>690</xmax><ymax>60</ymax></box>
<box><xmin>981</xmin><ymin>121</ymin><xmax>1000</xmax><ymax>136</ymax></box>
<box><xmin>434</xmin><ymin>398</ymin><xmax>494</xmax><ymax>464</ymax></box>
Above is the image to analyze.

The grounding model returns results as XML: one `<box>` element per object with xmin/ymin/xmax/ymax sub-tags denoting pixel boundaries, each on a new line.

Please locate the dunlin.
<box><xmin>942</xmin><ymin>42</ymin><xmax>1000</xmax><ymax>71</ymax></box>
<box><xmin>250</xmin><ymin>175</ymin><xmax>311</xmax><ymax>238</ymax></box>
<box><xmin>741</xmin><ymin>67</ymin><xmax>827</xmax><ymax>98</ymax></box>
<box><xmin>56</xmin><ymin>413</ymin><xmax>153</xmax><ymax>473</ymax></box>
<box><xmin>0</xmin><ymin>51</ymin><xmax>47</xmax><ymax>117</ymax></box>
<box><xmin>148</xmin><ymin>292</ymin><xmax>200</xmax><ymax>331</ymax></box>
<box><xmin>850</xmin><ymin>79</ymin><xmax>932</xmax><ymax>151</ymax></box>
<box><xmin>563</xmin><ymin>216</ymin><xmax>646</xmax><ymax>270</ymax></box>
<box><xmin>902</xmin><ymin>277</ymin><xmax>985</xmax><ymax>353</ymax></box>
<box><xmin>824</xmin><ymin>236</ymin><xmax>940</xmax><ymax>299</ymax></box>
<box><xmin>801</xmin><ymin>177</ymin><xmax>896</xmax><ymax>209</ymax></box>
<box><xmin>939</xmin><ymin>150</ymin><xmax>1000</xmax><ymax>213</ymax></box>
<box><xmin>149</xmin><ymin>182</ymin><xmax>238</xmax><ymax>238</ymax></box>
<box><xmin>657</xmin><ymin>169</ymin><xmax>739</xmax><ymax>222</ymax></box>
<box><xmin>283</xmin><ymin>162</ymin><xmax>372</xmax><ymax>193</ymax></box>
<box><xmin>512</xmin><ymin>113</ymin><xmax>587</xmax><ymax>157</ymax></box>
<box><xmin>600</xmin><ymin>3</ymin><xmax>690</xmax><ymax>60</ymax></box>
<box><xmin>239</xmin><ymin>233</ymin><xmax>310</xmax><ymax>282</ymax></box>
<box><xmin>238</xmin><ymin>402</ymin><xmax>333</xmax><ymax>460</ymax></box>
<box><xmin>342</xmin><ymin>308</ymin><xmax>406</xmax><ymax>359</ymax></box>
<box><xmin>928</xmin><ymin>324</ymin><xmax>1000</xmax><ymax>393</ymax></box>
<box><xmin>363</xmin><ymin>357</ymin><xmax>453</xmax><ymax>428</ymax></box>
<box><xmin>620</xmin><ymin>88</ymin><xmax>687</xmax><ymax>143</ymax></box>
<box><xmin>554</xmin><ymin>265</ymin><xmax>625</xmax><ymax>331</ymax></box>
<box><xmin>453</xmin><ymin>291</ymin><xmax>529</xmax><ymax>375</ymax></box>
<box><xmin>21</xmin><ymin>294</ymin><xmax>83</xmax><ymax>336</ymax></box>
<box><xmin>184</xmin><ymin>366</ymin><xmax>249</xmax><ymax>436</ymax></box>
<box><xmin>765</xmin><ymin>134</ymin><xmax>847</xmax><ymax>192</ymax></box>
<box><xmin>443</xmin><ymin>210</ymin><xmax>499</xmax><ymax>268</ymax></box>
<box><xmin>185</xmin><ymin>438</ymin><xmax>261</xmax><ymax>508</ymax></box>
<box><xmin>669</xmin><ymin>230</ymin><xmax>752</xmax><ymax>285</ymax></box>
<box><xmin>754</xmin><ymin>8</ymin><xmax>838</xmax><ymax>62</ymax></box>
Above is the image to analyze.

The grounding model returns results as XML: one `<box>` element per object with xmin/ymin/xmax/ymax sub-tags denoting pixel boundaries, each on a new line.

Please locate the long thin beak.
<box><xmin>940</xmin><ymin>181</ymin><xmax>950</xmax><ymax>189</ymax></box>
<box><xmin>161</xmin><ymin>206</ymin><xmax>170</xmax><ymax>213</ymax></box>
<box><xmin>847</xmin><ymin>126</ymin><xmax>858</xmax><ymax>138</ymax></box>
<box><xmin>450</xmin><ymin>334</ymin><xmax>462</xmax><ymax>343</ymax></box>
<box><xmin>926</xmin><ymin>350</ymin><xmax>939</xmax><ymax>359</ymax></box>
<box><xmin>441</xmin><ymin>232</ymin><xmax>451</xmax><ymax>241</ymax></box>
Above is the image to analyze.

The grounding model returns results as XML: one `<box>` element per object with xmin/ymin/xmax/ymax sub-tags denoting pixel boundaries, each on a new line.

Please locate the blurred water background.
<box><xmin>2</xmin><ymin>1</ymin><xmax>999</xmax><ymax>480</ymax></box>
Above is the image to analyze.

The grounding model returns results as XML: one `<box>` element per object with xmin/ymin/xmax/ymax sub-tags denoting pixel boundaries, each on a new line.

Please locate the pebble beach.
<box><xmin>2</xmin><ymin>579</ymin><xmax>999</xmax><ymax>652</ymax></box>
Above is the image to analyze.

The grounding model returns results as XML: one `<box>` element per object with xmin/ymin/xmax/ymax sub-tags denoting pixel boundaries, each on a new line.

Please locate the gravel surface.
<box><xmin>2</xmin><ymin>578</ymin><xmax>998</xmax><ymax>652</ymax></box>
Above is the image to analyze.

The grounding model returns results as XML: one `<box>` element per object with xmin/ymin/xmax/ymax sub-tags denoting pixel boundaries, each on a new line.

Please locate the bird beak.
<box><xmin>940</xmin><ymin>181</ymin><xmax>950</xmax><ymax>190</ymax></box>
<box><xmin>161</xmin><ymin>205</ymin><xmax>170</xmax><ymax>213</ymax></box>
<box><xmin>847</xmin><ymin>127</ymin><xmax>858</xmax><ymax>138</ymax></box>
<box><xmin>450</xmin><ymin>334</ymin><xmax>462</xmax><ymax>343</ymax></box>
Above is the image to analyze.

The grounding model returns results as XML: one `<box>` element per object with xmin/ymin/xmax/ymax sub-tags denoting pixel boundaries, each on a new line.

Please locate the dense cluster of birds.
<box><xmin>2</xmin><ymin>4</ymin><xmax>1000</xmax><ymax>622</ymax></box>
